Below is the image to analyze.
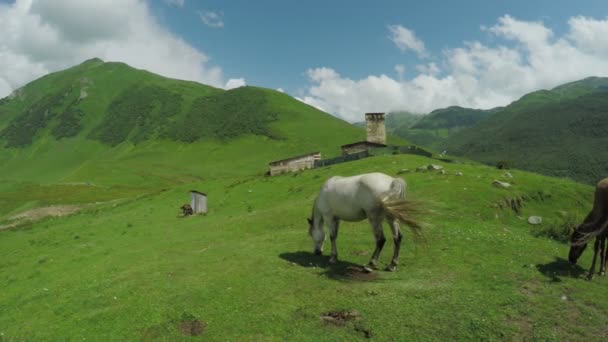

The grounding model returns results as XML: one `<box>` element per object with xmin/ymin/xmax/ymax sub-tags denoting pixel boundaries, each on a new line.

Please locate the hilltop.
<box><xmin>441</xmin><ymin>77</ymin><xmax>608</xmax><ymax>184</ymax></box>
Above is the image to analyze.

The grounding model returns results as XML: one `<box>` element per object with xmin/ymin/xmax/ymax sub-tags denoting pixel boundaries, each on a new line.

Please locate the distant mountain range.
<box><xmin>375</xmin><ymin>77</ymin><xmax>608</xmax><ymax>184</ymax></box>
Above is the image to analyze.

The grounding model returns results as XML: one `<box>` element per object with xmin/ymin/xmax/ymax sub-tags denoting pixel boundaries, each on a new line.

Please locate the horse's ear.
<box><xmin>307</xmin><ymin>218</ymin><xmax>313</xmax><ymax>225</ymax></box>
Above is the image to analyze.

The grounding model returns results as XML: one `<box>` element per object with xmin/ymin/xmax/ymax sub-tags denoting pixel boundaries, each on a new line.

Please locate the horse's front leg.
<box><xmin>385</xmin><ymin>219</ymin><xmax>402</xmax><ymax>272</ymax></box>
<box><xmin>366</xmin><ymin>216</ymin><xmax>385</xmax><ymax>270</ymax></box>
<box><xmin>329</xmin><ymin>219</ymin><xmax>340</xmax><ymax>264</ymax></box>
<box><xmin>587</xmin><ymin>238</ymin><xmax>601</xmax><ymax>280</ymax></box>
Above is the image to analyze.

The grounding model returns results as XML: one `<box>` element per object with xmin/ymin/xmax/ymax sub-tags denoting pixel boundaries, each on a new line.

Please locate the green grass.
<box><xmin>1</xmin><ymin>153</ymin><xmax>605</xmax><ymax>341</ymax></box>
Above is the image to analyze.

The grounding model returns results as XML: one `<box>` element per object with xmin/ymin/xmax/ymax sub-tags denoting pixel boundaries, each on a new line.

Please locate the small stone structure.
<box><xmin>341</xmin><ymin>141</ymin><xmax>387</xmax><ymax>156</ymax></box>
<box><xmin>190</xmin><ymin>190</ymin><xmax>208</xmax><ymax>214</ymax></box>
<box><xmin>365</xmin><ymin>112</ymin><xmax>386</xmax><ymax>145</ymax></box>
<box><xmin>268</xmin><ymin>152</ymin><xmax>321</xmax><ymax>176</ymax></box>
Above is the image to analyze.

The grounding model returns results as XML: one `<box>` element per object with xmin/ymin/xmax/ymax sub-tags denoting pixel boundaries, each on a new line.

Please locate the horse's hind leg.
<box><xmin>329</xmin><ymin>218</ymin><xmax>340</xmax><ymax>264</ymax></box>
<box><xmin>366</xmin><ymin>216</ymin><xmax>386</xmax><ymax>270</ymax></box>
<box><xmin>587</xmin><ymin>238</ymin><xmax>601</xmax><ymax>280</ymax></box>
<box><xmin>385</xmin><ymin>218</ymin><xmax>402</xmax><ymax>272</ymax></box>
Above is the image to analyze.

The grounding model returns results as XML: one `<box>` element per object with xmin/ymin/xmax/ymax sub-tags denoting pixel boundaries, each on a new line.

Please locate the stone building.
<box><xmin>341</xmin><ymin>112</ymin><xmax>387</xmax><ymax>156</ymax></box>
<box><xmin>268</xmin><ymin>152</ymin><xmax>321</xmax><ymax>176</ymax></box>
<box><xmin>365</xmin><ymin>112</ymin><xmax>386</xmax><ymax>145</ymax></box>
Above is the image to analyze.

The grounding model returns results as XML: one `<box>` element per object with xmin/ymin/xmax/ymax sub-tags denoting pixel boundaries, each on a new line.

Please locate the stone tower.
<box><xmin>365</xmin><ymin>112</ymin><xmax>386</xmax><ymax>145</ymax></box>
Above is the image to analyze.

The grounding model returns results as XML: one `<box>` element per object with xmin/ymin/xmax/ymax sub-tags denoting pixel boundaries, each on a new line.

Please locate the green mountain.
<box><xmin>442</xmin><ymin>77</ymin><xmax>608</xmax><ymax>184</ymax></box>
<box><xmin>391</xmin><ymin>106</ymin><xmax>497</xmax><ymax>149</ymax></box>
<box><xmin>0</xmin><ymin>58</ymin><xmax>400</xmax><ymax>217</ymax></box>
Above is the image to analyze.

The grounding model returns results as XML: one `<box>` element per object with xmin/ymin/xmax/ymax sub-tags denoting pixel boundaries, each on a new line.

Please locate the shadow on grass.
<box><xmin>536</xmin><ymin>257</ymin><xmax>587</xmax><ymax>282</ymax></box>
<box><xmin>279</xmin><ymin>251</ymin><xmax>380</xmax><ymax>282</ymax></box>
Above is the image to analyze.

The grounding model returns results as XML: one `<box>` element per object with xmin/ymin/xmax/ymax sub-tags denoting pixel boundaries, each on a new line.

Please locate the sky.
<box><xmin>1</xmin><ymin>0</ymin><xmax>608</xmax><ymax>122</ymax></box>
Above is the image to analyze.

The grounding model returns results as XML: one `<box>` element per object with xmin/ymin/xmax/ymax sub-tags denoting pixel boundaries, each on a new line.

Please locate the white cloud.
<box><xmin>388</xmin><ymin>24</ymin><xmax>427</xmax><ymax>58</ymax></box>
<box><xmin>301</xmin><ymin>15</ymin><xmax>608</xmax><ymax>122</ymax></box>
<box><xmin>165</xmin><ymin>0</ymin><xmax>185</xmax><ymax>7</ymax></box>
<box><xmin>0</xmin><ymin>0</ymin><xmax>240</xmax><ymax>98</ymax></box>
<box><xmin>225</xmin><ymin>78</ymin><xmax>246</xmax><ymax>89</ymax></box>
<box><xmin>199</xmin><ymin>10</ymin><xmax>224</xmax><ymax>28</ymax></box>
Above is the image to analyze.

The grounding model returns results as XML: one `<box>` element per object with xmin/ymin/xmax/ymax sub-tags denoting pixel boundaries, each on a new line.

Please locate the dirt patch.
<box><xmin>11</xmin><ymin>205</ymin><xmax>82</xmax><ymax>221</ymax></box>
<box><xmin>321</xmin><ymin>310</ymin><xmax>373</xmax><ymax>338</ymax></box>
<box><xmin>321</xmin><ymin>310</ymin><xmax>361</xmax><ymax>326</ymax></box>
<box><xmin>178</xmin><ymin>319</ymin><xmax>206</xmax><ymax>336</ymax></box>
<box><xmin>343</xmin><ymin>266</ymin><xmax>380</xmax><ymax>281</ymax></box>
<box><xmin>0</xmin><ymin>205</ymin><xmax>83</xmax><ymax>231</ymax></box>
<box><xmin>351</xmin><ymin>250</ymin><xmax>369</xmax><ymax>256</ymax></box>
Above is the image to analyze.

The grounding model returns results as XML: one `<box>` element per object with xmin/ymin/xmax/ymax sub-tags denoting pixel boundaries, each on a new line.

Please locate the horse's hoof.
<box><xmin>601</xmin><ymin>271</ymin><xmax>606</xmax><ymax>276</ymax></box>
<box><xmin>366</xmin><ymin>263</ymin><xmax>378</xmax><ymax>270</ymax></box>
<box><xmin>384</xmin><ymin>264</ymin><xmax>397</xmax><ymax>272</ymax></box>
<box><xmin>329</xmin><ymin>256</ymin><xmax>337</xmax><ymax>264</ymax></box>
<box><xmin>362</xmin><ymin>266</ymin><xmax>374</xmax><ymax>273</ymax></box>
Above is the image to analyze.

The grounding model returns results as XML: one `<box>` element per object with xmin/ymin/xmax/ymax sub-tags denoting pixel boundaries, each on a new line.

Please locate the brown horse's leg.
<box><xmin>367</xmin><ymin>216</ymin><xmax>385</xmax><ymax>270</ymax></box>
<box><xmin>329</xmin><ymin>219</ymin><xmax>340</xmax><ymax>264</ymax></box>
<box><xmin>587</xmin><ymin>238</ymin><xmax>601</xmax><ymax>280</ymax></box>
<box><xmin>600</xmin><ymin>236</ymin><xmax>607</xmax><ymax>276</ymax></box>
<box><xmin>385</xmin><ymin>218</ymin><xmax>402</xmax><ymax>272</ymax></box>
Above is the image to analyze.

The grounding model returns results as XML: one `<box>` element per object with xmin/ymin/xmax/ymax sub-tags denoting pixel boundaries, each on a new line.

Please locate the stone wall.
<box><xmin>269</xmin><ymin>152</ymin><xmax>321</xmax><ymax>176</ymax></box>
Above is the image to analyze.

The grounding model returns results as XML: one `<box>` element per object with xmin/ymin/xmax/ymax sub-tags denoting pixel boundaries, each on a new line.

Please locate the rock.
<box><xmin>503</xmin><ymin>172</ymin><xmax>513</xmax><ymax>179</ymax></box>
<box><xmin>396</xmin><ymin>169</ymin><xmax>410</xmax><ymax>175</ymax></box>
<box><xmin>492</xmin><ymin>180</ymin><xmax>511</xmax><ymax>189</ymax></box>
<box><xmin>455</xmin><ymin>172</ymin><xmax>463</xmax><ymax>176</ymax></box>
<box><xmin>438</xmin><ymin>169</ymin><xmax>446</xmax><ymax>175</ymax></box>
<box><xmin>79</xmin><ymin>87</ymin><xmax>88</xmax><ymax>100</ymax></box>
<box><xmin>427</xmin><ymin>164</ymin><xmax>444</xmax><ymax>171</ymax></box>
<box><xmin>416</xmin><ymin>166</ymin><xmax>427</xmax><ymax>172</ymax></box>
<box><xmin>528</xmin><ymin>216</ymin><xmax>542</xmax><ymax>225</ymax></box>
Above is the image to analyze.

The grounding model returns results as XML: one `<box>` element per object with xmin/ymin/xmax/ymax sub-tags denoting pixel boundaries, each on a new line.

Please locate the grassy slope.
<box><xmin>1</xmin><ymin>153</ymin><xmax>605</xmax><ymax>341</ymax></box>
<box><xmin>443</xmin><ymin>78</ymin><xmax>608</xmax><ymax>184</ymax></box>
<box><xmin>0</xmin><ymin>61</ymin><xmax>375</xmax><ymax>219</ymax></box>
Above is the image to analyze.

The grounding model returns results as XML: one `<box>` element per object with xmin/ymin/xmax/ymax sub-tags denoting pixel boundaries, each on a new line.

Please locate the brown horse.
<box><xmin>569</xmin><ymin>178</ymin><xmax>608</xmax><ymax>280</ymax></box>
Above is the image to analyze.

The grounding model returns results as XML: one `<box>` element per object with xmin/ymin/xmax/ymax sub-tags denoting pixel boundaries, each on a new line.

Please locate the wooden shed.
<box><xmin>190</xmin><ymin>190</ymin><xmax>208</xmax><ymax>214</ymax></box>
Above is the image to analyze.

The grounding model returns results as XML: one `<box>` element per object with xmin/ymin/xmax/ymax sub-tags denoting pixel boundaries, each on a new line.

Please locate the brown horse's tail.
<box><xmin>381</xmin><ymin>197</ymin><xmax>426</xmax><ymax>241</ymax></box>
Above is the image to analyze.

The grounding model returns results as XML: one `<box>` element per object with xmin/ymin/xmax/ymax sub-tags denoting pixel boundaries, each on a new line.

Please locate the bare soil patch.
<box><xmin>10</xmin><ymin>205</ymin><xmax>82</xmax><ymax>221</ymax></box>
<box><xmin>321</xmin><ymin>310</ymin><xmax>361</xmax><ymax>326</ymax></box>
<box><xmin>178</xmin><ymin>319</ymin><xmax>207</xmax><ymax>336</ymax></box>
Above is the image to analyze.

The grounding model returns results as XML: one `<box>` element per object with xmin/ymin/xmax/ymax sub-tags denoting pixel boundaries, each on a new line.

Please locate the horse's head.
<box><xmin>307</xmin><ymin>217</ymin><xmax>324</xmax><ymax>255</ymax></box>
<box><xmin>568</xmin><ymin>225</ymin><xmax>588</xmax><ymax>264</ymax></box>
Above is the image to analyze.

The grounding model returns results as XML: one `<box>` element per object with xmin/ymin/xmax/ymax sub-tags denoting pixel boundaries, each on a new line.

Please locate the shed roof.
<box><xmin>190</xmin><ymin>190</ymin><xmax>207</xmax><ymax>196</ymax></box>
<box><xmin>269</xmin><ymin>151</ymin><xmax>321</xmax><ymax>166</ymax></box>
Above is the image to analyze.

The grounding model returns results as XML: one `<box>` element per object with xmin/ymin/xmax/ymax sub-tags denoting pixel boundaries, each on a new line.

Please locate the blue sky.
<box><xmin>1</xmin><ymin>0</ymin><xmax>608</xmax><ymax>121</ymax></box>
<box><xmin>151</xmin><ymin>0</ymin><xmax>607</xmax><ymax>92</ymax></box>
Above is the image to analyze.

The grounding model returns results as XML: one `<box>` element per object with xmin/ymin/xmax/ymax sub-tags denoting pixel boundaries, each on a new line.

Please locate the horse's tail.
<box><xmin>381</xmin><ymin>177</ymin><xmax>425</xmax><ymax>240</ymax></box>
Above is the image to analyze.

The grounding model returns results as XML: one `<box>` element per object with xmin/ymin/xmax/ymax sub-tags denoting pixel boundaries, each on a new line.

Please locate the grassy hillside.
<box><xmin>443</xmin><ymin>77</ymin><xmax>608</xmax><ymax>184</ymax></box>
<box><xmin>0</xmin><ymin>59</ymin><xmax>383</xmax><ymax>218</ymax></box>
<box><xmin>1</xmin><ymin>153</ymin><xmax>605</xmax><ymax>341</ymax></box>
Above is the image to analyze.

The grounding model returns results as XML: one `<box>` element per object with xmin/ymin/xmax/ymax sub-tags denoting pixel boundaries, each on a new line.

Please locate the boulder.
<box><xmin>438</xmin><ymin>169</ymin><xmax>446</xmax><ymax>175</ymax></box>
<box><xmin>416</xmin><ymin>166</ymin><xmax>427</xmax><ymax>172</ymax></box>
<box><xmin>455</xmin><ymin>172</ymin><xmax>463</xmax><ymax>176</ymax></box>
<box><xmin>427</xmin><ymin>164</ymin><xmax>444</xmax><ymax>171</ymax></box>
<box><xmin>492</xmin><ymin>180</ymin><xmax>511</xmax><ymax>189</ymax></box>
<box><xmin>528</xmin><ymin>216</ymin><xmax>542</xmax><ymax>225</ymax></box>
<box><xmin>503</xmin><ymin>172</ymin><xmax>513</xmax><ymax>179</ymax></box>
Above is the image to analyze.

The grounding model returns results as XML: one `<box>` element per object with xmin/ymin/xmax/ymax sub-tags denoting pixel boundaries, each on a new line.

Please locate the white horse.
<box><xmin>307</xmin><ymin>172</ymin><xmax>422</xmax><ymax>272</ymax></box>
